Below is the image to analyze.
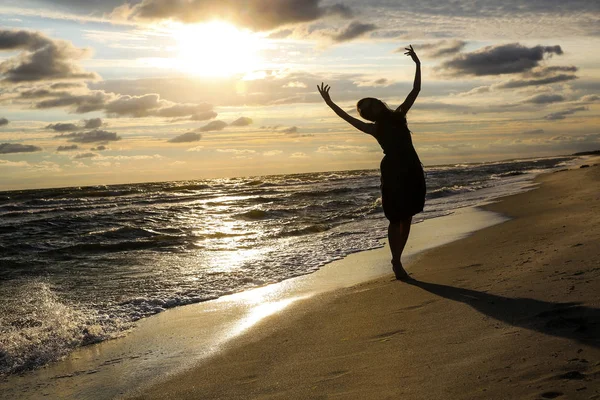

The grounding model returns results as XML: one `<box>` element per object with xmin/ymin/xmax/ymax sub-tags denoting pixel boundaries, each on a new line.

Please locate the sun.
<box><xmin>169</xmin><ymin>21</ymin><xmax>265</xmax><ymax>77</ymax></box>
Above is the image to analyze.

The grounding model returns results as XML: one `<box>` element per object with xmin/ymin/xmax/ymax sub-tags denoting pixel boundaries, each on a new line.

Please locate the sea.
<box><xmin>0</xmin><ymin>155</ymin><xmax>578</xmax><ymax>375</ymax></box>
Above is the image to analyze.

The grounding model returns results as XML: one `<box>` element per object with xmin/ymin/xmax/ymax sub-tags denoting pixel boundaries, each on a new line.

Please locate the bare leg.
<box><xmin>388</xmin><ymin>216</ymin><xmax>412</xmax><ymax>279</ymax></box>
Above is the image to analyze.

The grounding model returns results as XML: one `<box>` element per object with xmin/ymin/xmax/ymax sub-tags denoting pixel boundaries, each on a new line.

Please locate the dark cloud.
<box><xmin>21</xmin><ymin>88</ymin><xmax>67</xmax><ymax>99</ymax></box>
<box><xmin>190</xmin><ymin>111</ymin><xmax>218</xmax><ymax>121</ymax></box>
<box><xmin>522</xmin><ymin>94</ymin><xmax>565</xmax><ymax>104</ymax></box>
<box><xmin>410</xmin><ymin>40</ymin><xmax>467</xmax><ymax>58</ymax></box>
<box><xmin>0</xmin><ymin>118</ymin><xmax>8</xmax><ymax>126</ymax></box>
<box><xmin>74</xmin><ymin>152</ymin><xmax>97</xmax><ymax>159</ymax></box>
<box><xmin>154</xmin><ymin>103</ymin><xmax>213</xmax><ymax>118</ymax></box>
<box><xmin>579</xmin><ymin>94</ymin><xmax>600</xmax><ymax>103</ymax></box>
<box><xmin>441</xmin><ymin>43</ymin><xmax>563</xmax><ymax>76</ymax></box>
<box><xmin>50</xmin><ymin>82</ymin><xmax>85</xmax><ymax>89</ymax></box>
<box><xmin>56</xmin><ymin>144</ymin><xmax>79</xmax><ymax>151</ymax></box>
<box><xmin>525</xmin><ymin>66</ymin><xmax>578</xmax><ymax>78</ymax></box>
<box><xmin>522</xmin><ymin>129</ymin><xmax>545</xmax><ymax>135</ymax></box>
<box><xmin>0</xmin><ymin>29</ymin><xmax>98</xmax><ymax>83</ymax></box>
<box><xmin>0</xmin><ymin>143</ymin><xmax>42</xmax><ymax>154</ymax></box>
<box><xmin>544</xmin><ymin>106</ymin><xmax>587</xmax><ymax>120</ymax></box>
<box><xmin>35</xmin><ymin>90</ymin><xmax>114</xmax><ymax>113</ymax></box>
<box><xmin>331</xmin><ymin>21</ymin><xmax>377</xmax><ymax>42</ymax></box>
<box><xmin>281</xmin><ymin>126</ymin><xmax>298</xmax><ymax>134</ymax></box>
<box><xmin>168</xmin><ymin>132</ymin><xmax>202</xmax><ymax>143</ymax></box>
<box><xmin>90</xmin><ymin>145</ymin><xmax>107</xmax><ymax>151</ymax></box>
<box><xmin>83</xmin><ymin>118</ymin><xmax>103</xmax><ymax>129</ymax></box>
<box><xmin>229</xmin><ymin>117</ymin><xmax>253</xmax><ymax>127</ymax></box>
<box><xmin>370</xmin><ymin>30</ymin><xmax>408</xmax><ymax>39</ymax></box>
<box><xmin>46</xmin><ymin>118</ymin><xmax>103</xmax><ymax>132</ymax></box>
<box><xmin>57</xmin><ymin>129</ymin><xmax>121</xmax><ymax>143</ymax></box>
<box><xmin>118</xmin><ymin>0</ymin><xmax>353</xmax><ymax>31</ymax></box>
<box><xmin>46</xmin><ymin>122</ymin><xmax>79</xmax><ymax>132</ymax></box>
<box><xmin>198</xmin><ymin>120</ymin><xmax>228</xmax><ymax>132</ymax></box>
<box><xmin>34</xmin><ymin>89</ymin><xmax>214</xmax><ymax>119</ymax></box>
<box><xmin>346</xmin><ymin>1</ymin><xmax>600</xmax><ymax>18</ymax></box>
<box><xmin>496</xmin><ymin>74</ymin><xmax>578</xmax><ymax>89</ymax></box>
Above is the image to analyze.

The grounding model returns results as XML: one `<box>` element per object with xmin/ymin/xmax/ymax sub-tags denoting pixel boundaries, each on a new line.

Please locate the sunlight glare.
<box><xmin>171</xmin><ymin>21</ymin><xmax>264</xmax><ymax>77</ymax></box>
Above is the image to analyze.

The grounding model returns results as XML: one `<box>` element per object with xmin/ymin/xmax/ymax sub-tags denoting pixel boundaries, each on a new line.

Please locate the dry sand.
<box><xmin>128</xmin><ymin>161</ymin><xmax>600</xmax><ymax>400</ymax></box>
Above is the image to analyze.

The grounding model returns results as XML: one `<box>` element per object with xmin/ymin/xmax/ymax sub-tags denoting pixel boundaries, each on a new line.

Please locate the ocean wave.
<box><xmin>491</xmin><ymin>170</ymin><xmax>526</xmax><ymax>178</ymax></box>
<box><xmin>0</xmin><ymin>280</ymin><xmax>130</xmax><ymax>375</ymax></box>
<box><xmin>164</xmin><ymin>184</ymin><xmax>210</xmax><ymax>192</ymax></box>
<box><xmin>276</xmin><ymin>224</ymin><xmax>332</xmax><ymax>237</ymax></box>
<box><xmin>289</xmin><ymin>187</ymin><xmax>355</xmax><ymax>198</ymax></box>
<box><xmin>92</xmin><ymin>226</ymin><xmax>160</xmax><ymax>240</ymax></box>
<box><xmin>48</xmin><ymin>235</ymin><xmax>188</xmax><ymax>254</ymax></box>
<box><xmin>235</xmin><ymin>209</ymin><xmax>271</xmax><ymax>220</ymax></box>
<box><xmin>427</xmin><ymin>185</ymin><xmax>480</xmax><ymax>199</ymax></box>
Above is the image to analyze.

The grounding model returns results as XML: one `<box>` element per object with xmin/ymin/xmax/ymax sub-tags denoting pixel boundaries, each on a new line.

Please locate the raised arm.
<box><xmin>317</xmin><ymin>83</ymin><xmax>376</xmax><ymax>136</ymax></box>
<box><xmin>396</xmin><ymin>45</ymin><xmax>421</xmax><ymax>115</ymax></box>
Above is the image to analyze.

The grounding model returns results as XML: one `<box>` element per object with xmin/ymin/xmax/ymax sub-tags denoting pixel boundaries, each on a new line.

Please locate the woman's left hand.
<box><xmin>404</xmin><ymin>45</ymin><xmax>420</xmax><ymax>64</ymax></box>
<box><xmin>317</xmin><ymin>82</ymin><xmax>332</xmax><ymax>105</ymax></box>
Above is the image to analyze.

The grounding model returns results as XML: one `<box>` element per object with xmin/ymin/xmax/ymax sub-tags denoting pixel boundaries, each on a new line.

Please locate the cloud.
<box><xmin>57</xmin><ymin>129</ymin><xmax>121</xmax><ymax>143</ymax></box>
<box><xmin>74</xmin><ymin>152</ymin><xmax>97</xmax><ymax>159</ymax></box>
<box><xmin>190</xmin><ymin>111</ymin><xmax>218</xmax><ymax>121</ymax></box>
<box><xmin>281</xmin><ymin>126</ymin><xmax>299</xmax><ymax>134</ymax></box>
<box><xmin>34</xmin><ymin>88</ymin><xmax>215</xmax><ymax>119</ymax></box>
<box><xmin>522</xmin><ymin>94</ymin><xmax>565</xmax><ymax>104</ymax></box>
<box><xmin>90</xmin><ymin>145</ymin><xmax>107</xmax><ymax>151</ymax></box>
<box><xmin>317</xmin><ymin>145</ymin><xmax>369</xmax><ymax>154</ymax></box>
<box><xmin>83</xmin><ymin>118</ymin><xmax>102</xmax><ymax>129</ymax></box>
<box><xmin>579</xmin><ymin>95</ymin><xmax>600</xmax><ymax>103</ymax></box>
<box><xmin>290</xmin><ymin>152</ymin><xmax>308</xmax><ymax>158</ymax></box>
<box><xmin>355</xmin><ymin>78</ymin><xmax>391</xmax><ymax>87</ymax></box>
<box><xmin>216</xmin><ymin>149</ymin><xmax>256</xmax><ymax>154</ymax></box>
<box><xmin>56</xmin><ymin>144</ymin><xmax>79</xmax><ymax>151</ymax></box>
<box><xmin>46</xmin><ymin>118</ymin><xmax>104</xmax><ymax>132</ymax></box>
<box><xmin>283</xmin><ymin>81</ymin><xmax>307</xmax><ymax>88</ymax></box>
<box><xmin>198</xmin><ymin>120</ymin><xmax>228</xmax><ymax>132</ymax></box>
<box><xmin>522</xmin><ymin>129</ymin><xmax>545</xmax><ymax>135</ymax></box>
<box><xmin>186</xmin><ymin>145</ymin><xmax>204</xmax><ymax>152</ymax></box>
<box><xmin>496</xmin><ymin>74</ymin><xmax>578</xmax><ymax>89</ymax></box>
<box><xmin>168</xmin><ymin>131</ymin><xmax>201</xmax><ymax>143</ymax></box>
<box><xmin>408</xmin><ymin>40</ymin><xmax>466</xmax><ymax>58</ymax></box>
<box><xmin>116</xmin><ymin>0</ymin><xmax>353</xmax><ymax>31</ymax></box>
<box><xmin>0</xmin><ymin>143</ymin><xmax>43</xmax><ymax>154</ymax></box>
<box><xmin>457</xmin><ymin>86</ymin><xmax>491</xmax><ymax>96</ymax></box>
<box><xmin>543</xmin><ymin>106</ymin><xmax>587</xmax><ymax>120</ymax></box>
<box><xmin>0</xmin><ymin>29</ymin><xmax>98</xmax><ymax>83</ymax></box>
<box><xmin>229</xmin><ymin>117</ymin><xmax>253</xmax><ymax>127</ymax></box>
<box><xmin>331</xmin><ymin>21</ymin><xmax>377</xmax><ymax>42</ymax></box>
<box><xmin>268</xmin><ymin>29</ymin><xmax>294</xmax><ymax>39</ymax></box>
<box><xmin>0</xmin><ymin>118</ymin><xmax>8</xmax><ymax>126</ymax></box>
<box><xmin>46</xmin><ymin>122</ymin><xmax>79</xmax><ymax>132</ymax></box>
<box><xmin>440</xmin><ymin>43</ymin><xmax>564</xmax><ymax>76</ymax></box>
<box><xmin>263</xmin><ymin>150</ymin><xmax>283</xmax><ymax>156</ymax></box>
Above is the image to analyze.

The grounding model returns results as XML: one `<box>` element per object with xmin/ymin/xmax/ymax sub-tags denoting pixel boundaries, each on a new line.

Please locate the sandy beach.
<box><xmin>126</xmin><ymin>160</ymin><xmax>600</xmax><ymax>400</ymax></box>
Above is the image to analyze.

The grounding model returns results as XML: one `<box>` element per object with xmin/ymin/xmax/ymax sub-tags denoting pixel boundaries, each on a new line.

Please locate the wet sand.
<box><xmin>127</xmin><ymin>160</ymin><xmax>600</xmax><ymax>400</ymax></box>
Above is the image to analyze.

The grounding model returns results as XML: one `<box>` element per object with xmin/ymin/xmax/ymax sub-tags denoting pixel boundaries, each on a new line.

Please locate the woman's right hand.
<box><xmin>404</xmin><ymin>45</ymin><xmax>420</xmax><ymax>64</ymax></box>
<box><xmin>317</xmin><ymin>82</ymin><xmax>332</xmax><ymax>104</ymax></box>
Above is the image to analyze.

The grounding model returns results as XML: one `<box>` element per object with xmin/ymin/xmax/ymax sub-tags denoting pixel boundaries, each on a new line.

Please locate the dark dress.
<box><xmin>373</xmin><ymin>113</ymin><xmax>426</xmax><ymax>223</ymax></box>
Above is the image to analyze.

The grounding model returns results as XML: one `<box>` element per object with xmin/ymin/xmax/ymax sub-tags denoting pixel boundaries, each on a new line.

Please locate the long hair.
<box><xmin>357</xmin><ymin>97</ymin><xmax>406</xmax><ymax>125</ymax></box>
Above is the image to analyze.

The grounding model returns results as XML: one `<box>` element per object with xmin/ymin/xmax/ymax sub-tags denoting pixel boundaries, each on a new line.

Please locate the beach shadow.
<box><xmin>406</xmin><ymin>279</ymin><xmax>600</xmax><ymax>348</ymax></box>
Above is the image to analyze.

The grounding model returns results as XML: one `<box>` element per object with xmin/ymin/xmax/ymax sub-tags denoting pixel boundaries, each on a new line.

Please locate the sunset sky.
<box><xmin>1</xmin><ymin>0</ymin><xmax>599</xmax><ymax>190</ymax></box>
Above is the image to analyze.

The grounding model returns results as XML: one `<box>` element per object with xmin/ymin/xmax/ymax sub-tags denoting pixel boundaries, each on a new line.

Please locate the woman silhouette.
<box><xmin>317</xmin><ymin>45</ymin><xmax>425</xmax><ymax>280</ymax></box>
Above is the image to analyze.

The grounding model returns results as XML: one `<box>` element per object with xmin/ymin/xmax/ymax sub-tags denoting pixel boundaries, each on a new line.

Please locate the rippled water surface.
<box><xmin>0</xmin><ymin>156</ymin><xmax>575</xmax><ymax>374</ymax></box>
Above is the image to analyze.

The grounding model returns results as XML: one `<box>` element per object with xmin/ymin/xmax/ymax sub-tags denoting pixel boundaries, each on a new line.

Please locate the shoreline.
<box><xmin>125</xmin><ymin>159</ymin><xmax>600</xmax><ymax>399</ymax></box>
<box><xmin>0</xmin><ymin>157</ymin><xmax>595</xmax><ymax>399</ymax></box>
<box><xmin>0</xmin><ymin>206</ymin><xmax>509</xmax><ymax>399</ymax></box>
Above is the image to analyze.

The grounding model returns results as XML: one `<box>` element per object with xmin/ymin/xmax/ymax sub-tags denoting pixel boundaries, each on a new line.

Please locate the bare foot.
<box><xmin>391</xmin><ymin>260</ymin><xmax>409</xmax><ymax>281</ymax></box>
